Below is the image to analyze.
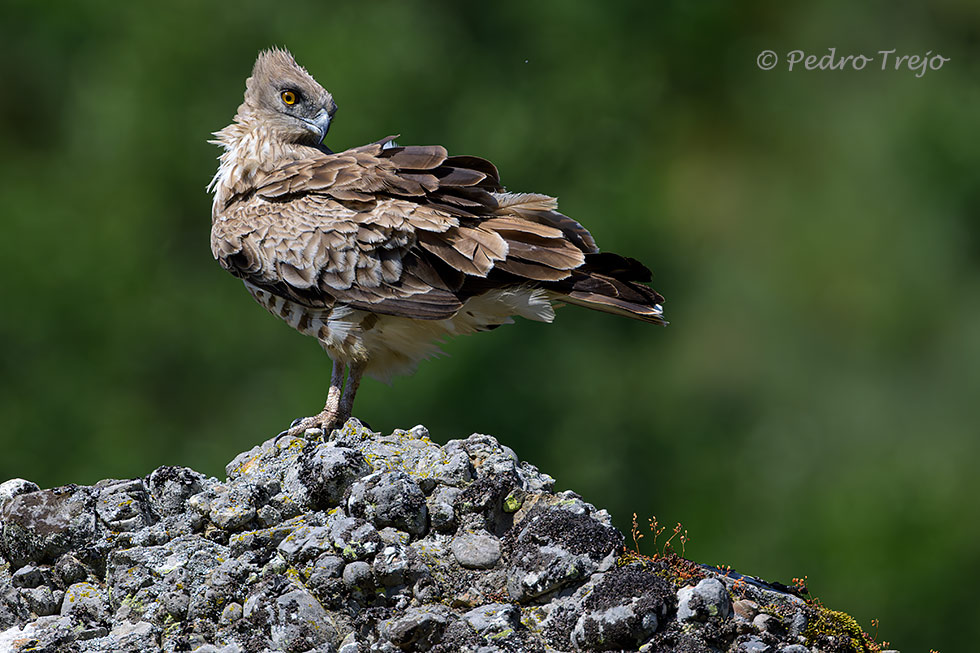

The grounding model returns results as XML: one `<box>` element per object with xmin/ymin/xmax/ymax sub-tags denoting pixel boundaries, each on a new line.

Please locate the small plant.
<box><xmin>648</xmin><ymin>516</ymin><xmax>666</xmax><ymax>551</ymax></box>
<box><xmin>631</xmin><ymin>515</ymin><xmax>689</xmax><ymax>558</ymax></box>
<box><xmin>731</xmin><ymin>576</ymin><xmax>748</xmax><ymax>597</ymax></box>
<box><xmin>631</xmin><ymin>513</ymin><xmax>644</xmax><ymax>553</ymax></box>
<box><xmin>792</xmin><ymin>575</ymin><xmax>808</xmax><ymax>594</ymax></box>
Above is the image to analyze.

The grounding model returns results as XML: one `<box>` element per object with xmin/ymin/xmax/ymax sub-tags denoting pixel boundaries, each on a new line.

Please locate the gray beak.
<box><xmin>310</xmin><ymin>108</ymin><xmax>333</xmax><ymax>144</ymax></box>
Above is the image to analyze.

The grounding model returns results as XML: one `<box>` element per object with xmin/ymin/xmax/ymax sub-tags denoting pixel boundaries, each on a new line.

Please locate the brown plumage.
<box><xmin>209</xmin><ymin>48</ymin><xmax>666</xmax><ymax>435</ymax></box>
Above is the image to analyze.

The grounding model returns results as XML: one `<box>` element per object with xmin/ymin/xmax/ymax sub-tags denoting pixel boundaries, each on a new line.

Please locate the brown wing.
<box><xmin>212</xmin><ymin>137</ymin><xmax>663</xmax><ymax>322</ymax></box>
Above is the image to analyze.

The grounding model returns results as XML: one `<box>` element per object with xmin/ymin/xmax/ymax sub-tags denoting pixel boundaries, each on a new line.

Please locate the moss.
<box><xmin>804</xmin><ymin>604</ymin><xmax>877</xmax><ymax>653</ymax></box>
<box><xmin>616</xmin><ymin>550</ymin><xmax>706</xmax><ymax>590</ymax></box>
<box><xmin>503</xmin><ymin>490</ymin><xmax>523</xmax><ymax>513</ymax></box>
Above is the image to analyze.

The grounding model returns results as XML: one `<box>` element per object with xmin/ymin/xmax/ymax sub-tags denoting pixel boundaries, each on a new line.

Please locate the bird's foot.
<box><xmin>277</xmin><ymin>410</ymin><xmax>341</xmax><ymax>440</ymax></box>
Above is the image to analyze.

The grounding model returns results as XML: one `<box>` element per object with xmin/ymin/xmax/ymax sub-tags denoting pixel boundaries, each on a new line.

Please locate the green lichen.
<box><xmin>488</xmin><ymin>627</ymin><xmax>515</xmax><ymax>640</ymax></box>
<box><xmin>804</xmin><ymin>605</ymin><xmax>874</xmax><ymax>652</ymax></box>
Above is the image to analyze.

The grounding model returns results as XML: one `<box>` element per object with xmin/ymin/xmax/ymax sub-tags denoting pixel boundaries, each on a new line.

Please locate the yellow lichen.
<box><xmin>805</xmin><ymin>605</ymin><xmax>874</xmax><ymax>652</ymax></box>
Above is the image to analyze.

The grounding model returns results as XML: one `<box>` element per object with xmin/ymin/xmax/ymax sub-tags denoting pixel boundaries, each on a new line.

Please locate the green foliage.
<box><xmin>1</xmin><ymin>2</ymin><xmax>978</xmax><ymax>650</ymax></box>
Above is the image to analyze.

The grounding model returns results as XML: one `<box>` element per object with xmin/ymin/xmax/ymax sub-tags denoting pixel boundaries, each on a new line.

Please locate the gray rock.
<box><xmin>373</xmin><ymin>543</ymin><xmax>429</xmax><ymax>590</ymax></box>
<box><xmin>446</xmin><ymin>434</ymin><xmax>554</xmax><ymax>493</ymax></box>
<box><xmin>338</xmin><ymin>632</ymin><xmax>361</xmax><ymax>653</ymax></box>
<box><xmin>271</xmin><ymin>587</ymin><xmax>338</xmax><ymax>651</ymax></box>
<box><xmin>1</xmin><ymin>485</ymin><xmax>97</xmax><ymax>568</ymax></box>
<box><xmin>228</xmin><ymin>518</ymin><xmax>303</xmax><ymax>561</ymax></box>
<box><xmin>276</xmin><ymin>523</ymin><xmax>334</xmax><ymax>563</ymax></box>
<box><xmin>754</xmin><ymin>612</ymin><xmax>779</xmax><ymax>632</ymax></box>
<box><xmin>77</xmin><ymin>625</ymin><xmax>109</xmax><ymax>640</ymax></box>
<box><xmin>738</xmin><ymin>635</ymin><xmax>775</xmax><ymax>652</ymax></box>
<box><xmin>382</xmin><ymin>606</ymin><xmax>449</xmax><ymax>651</ymax></box>
<box><xmin>220</xmin><ymin>601</ymin><xmax>243</xmax><ymax>625</ymax></box>
<box><xmin>463</xmin><ymin>602</ymin><xmax>520</xmax><ymax>638</ymax></box>
<box><xmin>455</xmin><ymin>470</ymin><xmax>522</xmax><ymax>536</ymax></box>
<box><xmin>311</xmin><ymin>553</ymin><xmax>345</xmax><ymax>579</ymax></box>
<box><xmin>789</xmin><ymin>610</ymin><xmax>808</xmax><ymax>637</ymax></box>
<box><xmin>427</xmin><ymin>486</ymin><xmax>461</xmax><ymax>533</ymax></box>
<box><xmin>451</xmin><ymin>530</ymin><xmax>501</xmax><ymax>569</ymax></box>
<box><xmin>96</xmin><ymin>479</ymin><xmax>156</xmax><ymax>532</ymax></box>
<box><xmin>288</xmin><ymin>443</ymin><xmax>371</xmax><ymax>508</ymax></box>
<box><xmin>0</xmin><ymin>479</ymin><xmax>40</xmax><ymax>513</ymax></box>
<box><xmin>779</xmin><ymin>645</ymin><xmax>811</xmax><ymax>653</ymax></box>
<box><xmin>677</xmin><ymin>578</ymin><xmax>732</xmax><ymax>621</ymax></box>
<box><xmin>191</xmin><ymin>645</ymin><xmax>244</xmax><ymax>653</ymax></box>
<box><xmin>506</xmin><ymin>506</ymin><xmax>622</xmax><ymax>602</ymax></box>
<box><xmin>355</xmin><ymin>425</ymin><xmax>474</xmax><ymax>491</ymax></box>
<box><xmin>0</xmin><ymin>424</ymin><xmax>876</xmax><ymax>653</ymax></box>
<box><xmin>147</xmin><ymin>465</ymin><xmax>206</xmax><ymax>517</ymax></box>
<box><xmin>326</xmin><ymin>513</ymin><xmax>381</xmax><ymax>561</ymax></box>
<box><xmin>567</xmin><ymin>567</ymin><xmax>673</xmax><ymax>651</ymax></box>
<box><xmin>0</xmin><ymin>616</ymin><xmax>74</xmax><ymax>652</ymax></box>
<box><xmin>11</xmin><ymin>564</ymin><xmax>46</xmax><ymax>588</ymax></box>
<box><xmin>342</xmin><ymin>560</ymin><xmax>373</xmax><ymax>591</ymax></box>
<box><xmin>20</xmin><ymin>585</ymin><xmax>61</xmax><ymax>616</ymax></box>
<box><xmin>207</xmin><ymin>483</ymin><xmax>257</xmax><ymax>531</ymax></box>
<box><xmin>187</xmin><ymin>557</ymin><xmax>253</xmax><ymax>621</ymax></box>
<box><xmin>107</xmin><ymin>620</ymin><xmax>159</xmax><ymax>649</ymax></box>
<box><xmin>54</xmin><ymin>553</ymin><xmax>88</xmax><ymax>586</ymax></box>
<box><xmin>60</xmin><ymin>581</ymin><xmax>107</xmax><ymax>623</ymax></box>
<box><xmin>348</xmin><ymin>470</ymin><xmax>428</xmax><ymax>537</ymax></box>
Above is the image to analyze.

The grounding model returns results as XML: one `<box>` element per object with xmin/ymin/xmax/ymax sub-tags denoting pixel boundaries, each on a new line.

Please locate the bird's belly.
<box><xmin>358</xmin><ymin>288</ymin><xmax>556</xmax><ymax>381</ymax></box>
<box><xmin>243</xmin><ymin>282</ymin><xmax>555</xmax><ymax>382</ymax></box>
<box><xmin>244</xmin><ymin>282</ymin><xmax>328</xmax><ymax>338</ymax></box>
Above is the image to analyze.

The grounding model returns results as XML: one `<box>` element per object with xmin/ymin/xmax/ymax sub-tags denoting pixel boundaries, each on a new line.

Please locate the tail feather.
<box><xmin>546</xmin><ymin>252</ymin><xmax>667</xmax><ymax>325</ymax></box>
<box><xmin>559</xmin><ymin>288</ymin><xmax>666</xmax><ymax>325</ymax></box>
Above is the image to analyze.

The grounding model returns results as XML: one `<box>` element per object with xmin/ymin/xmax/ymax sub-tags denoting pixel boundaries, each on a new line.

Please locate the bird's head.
<box><xmin>238</xmin><ymin>48</ymin><xmax>337</xmax><ymax>146</ymax></box>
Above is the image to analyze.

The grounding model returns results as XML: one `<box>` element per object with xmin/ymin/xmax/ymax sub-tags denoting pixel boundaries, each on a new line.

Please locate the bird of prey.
<box><xmin>209</xmin><ymin>48</ymin><xmax>666</xmax><ymax>436</ymax></box>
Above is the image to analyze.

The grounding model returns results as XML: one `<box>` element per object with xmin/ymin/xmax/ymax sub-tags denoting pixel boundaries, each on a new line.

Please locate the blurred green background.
<box><xmin>2</xmin><ymin>1</ymin><xmax>978</xmax><ymax>649</ymax></box>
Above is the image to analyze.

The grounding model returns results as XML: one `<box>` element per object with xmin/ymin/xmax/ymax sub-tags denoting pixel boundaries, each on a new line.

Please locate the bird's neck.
<box><xmin>207</xmin><ymin>120</ymin><xmax>307</xmax><ymax>220</ymax></box>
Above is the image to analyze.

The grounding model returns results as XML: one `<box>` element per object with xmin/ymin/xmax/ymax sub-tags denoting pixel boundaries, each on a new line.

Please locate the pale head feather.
<box><xmin>214</xmin><ymin>48</ymin><xmax>338</xmax><ymax>149</ymax></box>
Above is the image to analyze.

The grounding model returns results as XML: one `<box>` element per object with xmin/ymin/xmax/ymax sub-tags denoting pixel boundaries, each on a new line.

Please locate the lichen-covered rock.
<box><xmin>0</xmin><ymin>419</ymin><xmax>888</xmax><ymax>652</ymax></box>
<box><xmin>570</xmin><ymin>567</ymin><xmax>674</xmax><ymax>651</ymax></box>
<box><xmin>61</xmin><ymin>581</ymin><xmax>107</xmax><ymax>623</ymax></box>
<box><xmin>450</xmin><ymin>530</ymin><xmax>501</xmax><ymax>569</ymax></box>
<box><xmin>348</xmin><ymin>470</ymin><xmax>429</xmax><ymax>536</ymax></box>
<box><xmin>0</xmin><ymin>480</ymin><xmax>40</xmax><ymax>514</ymax></box>
<box><xmin>678</xmin><ymin>577</ymin><xmax>733</xmax><ymax>622</ymax></box>
<box><xmin>1</xmin><ymin>486</ymin><xmax>97</xmax><ymax>568</ymax></box>
<box><xmin>381</xmin><ymin>605</ymin><xmax>450</xmax><ymax>651</ymax></box>
<box><xmin>505</xmin><ymin>502</ymin><xmax>622</xmax><ymax>603</ymax></box>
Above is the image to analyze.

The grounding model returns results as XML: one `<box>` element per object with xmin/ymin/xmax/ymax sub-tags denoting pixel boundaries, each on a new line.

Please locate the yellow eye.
<box><xmin>281</xmin><ymin>90</ymin><xmax>297</xmax><ymax>105</ymax></box>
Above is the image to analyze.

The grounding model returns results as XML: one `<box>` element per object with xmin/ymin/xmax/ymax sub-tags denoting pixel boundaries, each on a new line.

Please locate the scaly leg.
<box><xmin>336</xmin><ymin>360</ymin><xmax>365</xmax><ymax>428</ymax></box>
<box><xmin>283</xmin><ymin>358</ymin><xmax>346</xmax><ymax>437</ymax></box>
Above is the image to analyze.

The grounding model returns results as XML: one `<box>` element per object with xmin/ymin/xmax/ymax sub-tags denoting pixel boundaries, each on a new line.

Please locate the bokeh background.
<box><xmin>2</xmin><ymin>1</ymin><xmax>978</xmax><ymax>649</ymax></box>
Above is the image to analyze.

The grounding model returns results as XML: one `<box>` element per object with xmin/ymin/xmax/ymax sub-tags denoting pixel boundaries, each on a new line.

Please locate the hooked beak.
<box><xmin>306</xmin><ymin>108</ymin><xmax>334</xmax><ymax>144</ymax></box>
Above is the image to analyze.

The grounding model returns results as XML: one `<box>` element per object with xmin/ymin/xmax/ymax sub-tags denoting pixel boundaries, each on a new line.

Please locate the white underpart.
<box><xmin>243</xmin><ymin>282</ymin><xmax>556</xmax><ymax>383</ymax></box>
<box><xmin>358</xmin><ymin>287</ymin><xmax>556</xmax><ymax>382</ymax></box>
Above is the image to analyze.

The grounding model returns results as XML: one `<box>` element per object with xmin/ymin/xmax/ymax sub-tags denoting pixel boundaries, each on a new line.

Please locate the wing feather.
<box><xmin>211</xmin><ymin>135</ymin><xmax>661</xmax><ymax>325</ymax></box>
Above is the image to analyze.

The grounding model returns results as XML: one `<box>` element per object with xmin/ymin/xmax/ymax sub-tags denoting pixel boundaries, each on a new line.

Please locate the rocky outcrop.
<box><xmin>0</xmin><ymin>421</ymin><xmax>891</xmax><ymax>652</ymax></box>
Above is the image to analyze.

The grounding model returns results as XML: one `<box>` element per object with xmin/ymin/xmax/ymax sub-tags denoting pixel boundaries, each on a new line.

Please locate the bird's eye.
<box><xmin>281</xmin><ymin>90</ymin><xmax>297</xmax><ymax>106</ymax></box>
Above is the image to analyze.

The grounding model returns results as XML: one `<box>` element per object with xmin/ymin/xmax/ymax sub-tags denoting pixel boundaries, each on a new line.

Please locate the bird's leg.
<box><xmin>336</xmin><ymin>360</ymin><xmax>365</xmax><ymax>428</ymax></box>
<box><xmin>283</xmin><ymin>359</ymin><xmax>346</xmax><ymax>437</ymax></box>
<box><xmin>322</xmin><ymin>358</ymin><xmax>345</xmax><ymax>420</ymax></box>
